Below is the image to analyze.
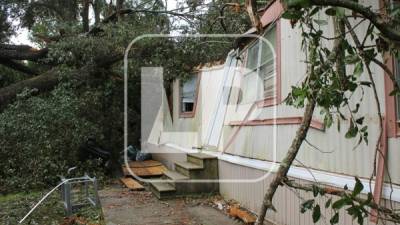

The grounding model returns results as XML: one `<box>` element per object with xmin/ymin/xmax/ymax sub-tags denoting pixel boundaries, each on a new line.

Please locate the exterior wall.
<box><xmin>219</xmin><ymin>160</ymin><xmax>400</xmax><ymax>225</ymax></box>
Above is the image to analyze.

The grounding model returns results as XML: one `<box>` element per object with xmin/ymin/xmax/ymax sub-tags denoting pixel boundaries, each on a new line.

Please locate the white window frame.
<box><xmin>240</xmin><ymin>24</ymin><xmax>276</xmax><ymax>104</ymax></box>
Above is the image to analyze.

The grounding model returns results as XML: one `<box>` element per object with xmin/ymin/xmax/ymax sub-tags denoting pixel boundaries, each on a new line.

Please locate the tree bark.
<box><xmin>255</xmin><ymin>98</ymin><xmax>316</xmax><ymax>225</ymax></box>
<box><xmin>116</xmin><ymin>0</ymin><xmax>124</xmax><ymax>21</ymax></box>
<box><xmin>92</xmin><ymin>0</ymin><xmax>102</xmax><ymax>25</ymax></box>
<box><xmin>82</xmin><ymin>0</ymin><xmax>90</xmax><ymax>32</ymax></box>
<box><xmin>0</xmin><ymin>59</ymin><xmax>38</xmax><ymax>75</ymax></box>
<box><xmin>0</xmin><ymin>54</ymin><xmax>123</xmax><ymax>110</ymax></box>
<box><xmin>0</xmin><ymin>44</ymin><xmax>48</xmax><ymax>61</ymax></box>
<box><xmin>245</xmin><ymin>0</ymin><xmax>262</xmax><ymax>33</ymax></box>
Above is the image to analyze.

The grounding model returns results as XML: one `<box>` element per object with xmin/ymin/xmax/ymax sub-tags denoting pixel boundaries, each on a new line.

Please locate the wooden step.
<box><xmin>149</xmin><ymin>181</ymin><xmax>176</xmax><ymax>199</ymax></box>
<box><xmin>174</xmin><ymin>161</ymin><xmax>203</xmax><ymax>177</ymax></box>
<box><xmin>163</xmin><ymin>170</ymin><xmax>189</xmax><ymax>181</ymax></box>
<box><xmin>187</xmin><ymin>153</ymin><xmax>217</xmax><ymax>167</ymax></box>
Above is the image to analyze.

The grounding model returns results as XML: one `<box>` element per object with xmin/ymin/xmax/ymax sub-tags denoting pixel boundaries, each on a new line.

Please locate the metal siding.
<box><xmin>219</xmin><ymin>160</ymin><xmax>399</xmax><ymax>225</ymax></box>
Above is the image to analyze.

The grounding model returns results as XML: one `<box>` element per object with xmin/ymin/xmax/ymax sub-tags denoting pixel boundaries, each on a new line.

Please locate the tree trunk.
<box><xmin>0</xmin><ymin>59</ymin><xmax>38</xmax><ymax>75</ymax></box>
<box><xmin>82</xmin><ymin>0</ymin><xmax>90</xmax><ymax>32</ymax></box>
<box><xmin>255</xmin><ymin>98</ymin><xmax>316</xmax><ymax>225</ymax></box>
<box><xmin>0</xmin><ymin>54</ymin><xmax>123</xmax><ymax>110</ymax></box>
<box><xmin>116</xmin><ymin>0</ymin><xmax>124</xmax><ymax>21</ymax></box>
<box><xmin>245</xmin><ymin>0</ymin><xmax>262</xmax><ymax>33</ymax></box>
<box><xmin>93</xmin><ymin>0</ymin><xmax>101</xmax><ymax>25</ymax></box>
<box><xmin>0</xmin><ymin>67</ymin><xmax>89</xmax><ymax>110</ymax></box>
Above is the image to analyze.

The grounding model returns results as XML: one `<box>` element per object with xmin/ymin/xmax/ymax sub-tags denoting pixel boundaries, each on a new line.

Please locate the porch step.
<box><xmin>149</xmin><ymin>181</ymin><xmax>176</xmax><ymax>199</ymax></box>
<box><xmin>174</xmin><ymin>161</ymin><xmax>203</xmax><ymax>177</ymax></box>
<box><xmin>150</xmin><ymin>152</ymin><xmax>219</xmax><ymax>199</ymax></box>
<box><xmin>163</xmin><ymin>170</ymin><xmax>189</xmax><ymax>181</ymax></box>
<box><xmin>187</xmin><ymin>153</ymin><xmax>217</xmax><ymax>167</ymax></box>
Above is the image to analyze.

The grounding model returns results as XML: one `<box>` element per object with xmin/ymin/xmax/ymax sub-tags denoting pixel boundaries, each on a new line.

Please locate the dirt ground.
<box><xmin>99</xmin><ymin>184</ymin><xmax>243</xmax><ymax>225</ymax></box>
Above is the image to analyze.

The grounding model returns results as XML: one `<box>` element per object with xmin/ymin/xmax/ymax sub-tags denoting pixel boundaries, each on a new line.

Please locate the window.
<box><xmin>240</xmin><ymin>25</ymin><xmax>277</xmax><ymax>103</ymax></box>
<box><xmin>180</xmin><ymin>75</ymin><xmax>197</xmax><ymax>114</ymax></box>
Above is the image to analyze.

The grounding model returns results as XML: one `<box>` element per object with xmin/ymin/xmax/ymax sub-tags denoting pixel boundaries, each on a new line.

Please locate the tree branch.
<box><xmin>283</xmin><ymin>179</ymin><xmax>400</xmax><ymax>223</ymax></box>
<box><xmin>0</xmin><ymin>59</ymin><xmax>39</xmax><ymax>75</ymax></box>
<box><xmin>0</xmin><ymin>44</ymin><xmax>48</xmax><ymax>61</ymax></box>
<box><xmin>306</xmin><ymin>0</ymin><xmax>400</xmax><ymax>42</ymax></box>
<box><xmin>0</xmin><ymin>54</ymin><xmax>123</xmax><ymax>110</ymax></box>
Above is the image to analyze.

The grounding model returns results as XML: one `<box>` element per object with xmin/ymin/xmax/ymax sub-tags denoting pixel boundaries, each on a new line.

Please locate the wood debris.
<box><xmin>122</xmin><ymin>160</ymin><xmax>167</xmax><ymax>177</ymax></box>
<box><xmin>120</xmin><ymin>177</ymin><xmax>144</xmax><ymax>191</ymax></box>
<box><xmin>228</xmin><ymin>205</ymin><xmax>256</xmax><ymax>225</ymax></box>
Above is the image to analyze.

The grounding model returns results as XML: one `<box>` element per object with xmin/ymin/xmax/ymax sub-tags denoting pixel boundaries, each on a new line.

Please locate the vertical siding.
<box><xmin>219</xmin><ymin>160</ymin><xmax>399</xmax><ymax>225</ymax></box>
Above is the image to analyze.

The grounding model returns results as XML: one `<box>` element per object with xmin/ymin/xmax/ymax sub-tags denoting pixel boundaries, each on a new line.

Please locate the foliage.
<box><xmin>0</xmin><ymin>83</ymin><xmax>106</xmax><ymax>193</ymax></box>
<box><xmin>0</xmin><ymin>0</ymin><xmax>250</xmax><ymax>193</ymax></box>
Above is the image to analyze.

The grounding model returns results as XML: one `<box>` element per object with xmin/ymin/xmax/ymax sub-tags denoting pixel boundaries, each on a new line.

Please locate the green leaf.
<box><xmin>301</xmin><ymin>199</ymin><xmax>315</xmax><ymax>213</ymax></box>
<box><xmin>332</xmin><ymin>198</ymin><xmax>349</xmax><ymax>210</ymax></box>
<box><xmin>330</xmin><ymin>212</ymin><xmax>339</xmax><ymax>224</ymax></box>
<box><xmin>282</xmin><ymin>10</ymin><xmax>303</xmax><ymax>20</ymax></box>
<box><xmin>344</xmin><ymin>55</ymin><xmax>360</xmax><ymax>64</ymax></box>
<box><xmin>312</xmin><ymin>204</ymin><xmax>321</xmax><ymax>223</ymax></box>
<box><xmin>345</xmin><ymin>121</ymin><xmax>358</xmax><ymax>139</ymax></box>
<box><xmin>352</xmin><ymin>177</ymin><xmax>364</xmax><ymax>196</ymax></box>
<box><xmin>355</xmin><ymin>117</ymin><xmax>364</xmax><ymax>125</ymax></box>
<box><xmin>312</xmin><ymin>185</ymin><xmax>319</xmax><ymax>197</ymax></box>
<box><xmin>285</xmin><ymin>0</ymin><xmax>311</xmax><ymax>7</ymax></box>
<box><xmin>389</xmin><ymin>88</ymin><xmax>399</xmax><ymax>96</ymax></box>
<box><xmin>353</xmin><ymin>62</ymin><xmax>364</xmax><ymax>77</ymax></box>
<box><xmin>324</xmin><ymin>113</ymin><xmax>333</xmax><ymax>128</ymax></box>
<box><xmin>325</xmin><ymin>8</ymin><xmax>336</xmax><ymax>16</ymax></box>
<box><xmin>325</xmin><ymin>198</ymin><xmax>332</xmax><ymax>208</ymax></box>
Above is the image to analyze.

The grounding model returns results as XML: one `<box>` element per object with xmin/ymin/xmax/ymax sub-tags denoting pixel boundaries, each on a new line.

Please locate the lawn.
<box><xmin>0</xmin><ymin>190</ymin><xmax>104</xmax><ymax>225</ymax></box>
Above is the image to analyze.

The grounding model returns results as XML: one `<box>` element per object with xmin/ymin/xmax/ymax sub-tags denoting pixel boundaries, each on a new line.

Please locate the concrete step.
<box><xmin>174</xmin><ymin>161</ymin><xmax>203</xmax><ymax>177</ymax></box>
<box><xmin>187</xmin><ymin>153</ymin><xmax>217</xmax><ymax>167</ymax></box>
<box><xmin>149</xmin><ymin>181</ymin><xmax>176</xmax><ymax>200</ymax></box>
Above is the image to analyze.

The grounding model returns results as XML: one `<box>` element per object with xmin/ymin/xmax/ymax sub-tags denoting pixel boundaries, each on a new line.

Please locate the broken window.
<box><xmin>240</xmin><ymin>24</ymin><xmax>277</xmax><ymax>103</ymax></box>
<box><xmin>180</xmin><ymin>75</ymin><xmax>197</xmax><ymax>113</ymax></box>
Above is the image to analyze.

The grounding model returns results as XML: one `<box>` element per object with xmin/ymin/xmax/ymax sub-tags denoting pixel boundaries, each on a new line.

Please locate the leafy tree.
<box><xmin>0</xmin><ymin>0</ymin><xmax>250</xmax><ymax>192</ymax></box>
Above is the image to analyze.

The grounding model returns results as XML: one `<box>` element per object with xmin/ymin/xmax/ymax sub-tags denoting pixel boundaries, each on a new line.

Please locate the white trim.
<box><xmin>162</xmin><ymin>143</ymin><xmax>400</xmax><ymax>202</ymax></box>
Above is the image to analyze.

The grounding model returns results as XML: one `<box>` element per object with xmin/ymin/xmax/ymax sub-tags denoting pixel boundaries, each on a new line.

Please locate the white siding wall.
<box><xmin>219</xmin><ymin>160</ymin><xmax>400</xmax><ymax>225</ymax></box>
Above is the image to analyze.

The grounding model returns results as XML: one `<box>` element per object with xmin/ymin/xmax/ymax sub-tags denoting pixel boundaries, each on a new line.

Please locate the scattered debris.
<box><xmin>119</xmin><ymin>178</ymin><xmax>144</xmax><ymax>191</ymax></box>
<box><xmin>60</xmin><ymin>216</ymin><xmax>101</xmax><ymax>225</ymax></box>
<box><xmin>228</xmin><ymin>205</ymin><xmax>257</xmax><ymax>225</ymax></box>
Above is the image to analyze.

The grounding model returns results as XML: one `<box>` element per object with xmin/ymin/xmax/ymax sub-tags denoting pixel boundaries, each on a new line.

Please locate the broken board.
<box><xmin>120</xmin><ymin>178</ymin><xmax>144</xmax><ymax>191</ymax></box>
<box><xmin>228</xmin><ymin>206</ymin><xmax>256</xmax><ymax>224</ymax></box>
<box><xmin>122</xmin><ymin>160</ymin><xmax>167</xmax><ymax>177</ymax></box>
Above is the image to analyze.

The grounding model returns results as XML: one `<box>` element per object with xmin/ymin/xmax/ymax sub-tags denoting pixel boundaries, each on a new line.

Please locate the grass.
<box><xmin>0</xmin><ymin>188</ymin><xmax>104</xmax><ymax>225</ymax></box>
